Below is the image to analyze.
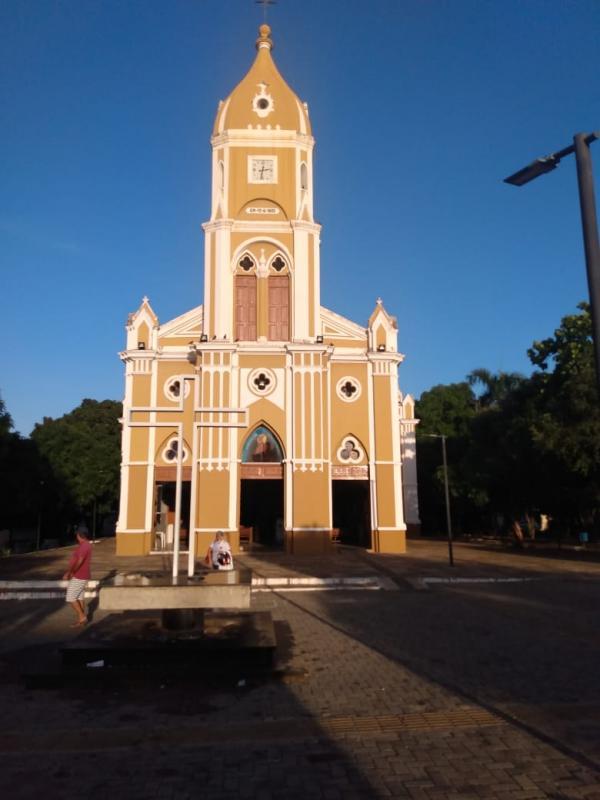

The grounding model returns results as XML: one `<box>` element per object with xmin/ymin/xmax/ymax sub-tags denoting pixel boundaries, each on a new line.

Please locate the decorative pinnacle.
<box><xmin>256</xmin><ymin>23</ymin><xmax>273</xmax><ymax>50</ymax></box>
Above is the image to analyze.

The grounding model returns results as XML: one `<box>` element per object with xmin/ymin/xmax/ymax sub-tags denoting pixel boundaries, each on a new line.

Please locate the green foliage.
<box><xmin>416</xmin><ymin>304</ymin><xmax>600</xmax><ymax>538</ymax></box>
<box><xmin>0</xmin><ymin>393</ymin><xmax>13</xmax><ymax>437</ymax></box>
<box><xmin>416</xmin><ymin>382</ymin><xmax>476</xmax><ymax>437</ymax></box>
<box><xmin>32</xmin><ymin>399</ymin><xmax>122</xmax><ymax>513</ymax></box>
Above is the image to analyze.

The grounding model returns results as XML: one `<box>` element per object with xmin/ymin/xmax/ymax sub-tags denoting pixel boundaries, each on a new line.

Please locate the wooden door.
<box><xmin>235</xmin><ymin>275</ymin><xmax>257</xmax><ymax>340</ymax></box>
<box><xmin>268</xmin><ymin>275</ymin><xmax>289</xmax><ymax>341</ymax></box>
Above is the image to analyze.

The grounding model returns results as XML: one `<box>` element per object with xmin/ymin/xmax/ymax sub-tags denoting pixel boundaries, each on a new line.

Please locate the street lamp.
<box><xmin>36</xmin><ymin>480</ymin><xmax>45</xmax><ymax>550</ymax></box>
<box><xmin>421</xmin><ymin>433</ymin><xmax>454</xmax><ymax>566</ymax></box>
<box><xmin>504</xmin><ymin>131</ymin><xmax>600</xmax><ymax>390</ymax></box>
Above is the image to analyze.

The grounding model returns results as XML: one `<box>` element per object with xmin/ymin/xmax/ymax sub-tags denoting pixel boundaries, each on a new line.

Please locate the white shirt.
<box><xmin>210</xmin><ymin>538</ymin><xmax>232</xmax><ymax>568</ymax></box>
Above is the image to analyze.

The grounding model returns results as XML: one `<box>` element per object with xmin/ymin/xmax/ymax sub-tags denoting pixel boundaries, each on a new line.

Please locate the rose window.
<box><xmin>336</xmin><ymin>376</ymin><xmax>361</xmax><ymax>403</ymax></box>
<box><xmin>253</xmin><ymin>372</ymin><xmax>271</xmax><ymax>392</ymax></box>
<box><xmin>248</xmin><ymin>367</ymin><xmax>276</xmax><ymax>397</ymax></box>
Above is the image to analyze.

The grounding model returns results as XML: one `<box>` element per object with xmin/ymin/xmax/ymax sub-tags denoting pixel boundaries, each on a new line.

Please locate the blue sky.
<box><xmin>1</xmin><ymin>0</ymin><xmax>599</xmax><ymax>435</ymax></box>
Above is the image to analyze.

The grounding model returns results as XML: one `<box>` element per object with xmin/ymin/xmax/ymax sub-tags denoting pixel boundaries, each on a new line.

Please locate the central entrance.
<box><xmin>240</xmin><ymin>478</ymin><xmax>284</xmax><ymax>546</ymax></box>
<box><xmin>239</xmin><ymin>424</ymin><xmax>285</xmax><ymax>548</ymax></box>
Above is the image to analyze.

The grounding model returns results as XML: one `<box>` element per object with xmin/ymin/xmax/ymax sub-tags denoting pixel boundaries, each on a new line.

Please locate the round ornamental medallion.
<box><xmin>248</xmin><ymin>368</ymin><xmax>276</xmax><ymax>397</ymax></box>
<box><xmin>164</xmin><ymin>377</ymin><xmax>191</xmax><ymax>402</ymax></box>
<box><xmin>336</xmin><ymin>376</ymin><xmax>361</xmax><ymax>403</ymax></box>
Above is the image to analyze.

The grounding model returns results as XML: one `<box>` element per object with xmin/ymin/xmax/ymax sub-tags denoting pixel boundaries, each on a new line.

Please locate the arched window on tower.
<box><xmin>218</xmin><ymin>160</ymin><xmax>225</xmax><ymax>191</ymax></box>
<box><xmin>235</xmin><ymin>254</ymin><xmax>257</xmax><ymax>340</ymax></box>
<box><xmin>300</xmin><ymin>162</ymin><xmax>308</xmax><ymax>191</ymax></box>
<box><xmin>268</xmin><ymin>255</ymin><xmax>289</xmax><ymax>341</ymax></box>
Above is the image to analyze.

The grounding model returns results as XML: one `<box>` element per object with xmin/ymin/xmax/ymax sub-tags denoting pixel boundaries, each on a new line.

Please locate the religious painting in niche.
<box><xmin>242</xmin><ymin>426</ymin><xmax>283</xmax><ymax>463</ymax></box>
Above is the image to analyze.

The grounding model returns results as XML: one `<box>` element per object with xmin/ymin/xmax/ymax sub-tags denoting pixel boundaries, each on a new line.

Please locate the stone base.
<box><xmin>60</xmin><ymin>610</ymin><xmax>276</xmax><ymax>676</ymax></box>
<box><xmin>371</xmin><ymin>529</ymin><xmax>407</xmax><ymax>554</ymax></box>
<box><xmin>284</xmin><ymin>529</ymin><xmax>333</xmax><ymax>555</ymax></box>
<box><xmin>99</xmin><ymin>569</ymin><xmax>252</xmax><ymax>611</ymax></box>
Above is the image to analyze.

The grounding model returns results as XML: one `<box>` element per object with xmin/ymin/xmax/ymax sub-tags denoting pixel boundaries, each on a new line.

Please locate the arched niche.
<box><xmin>241</xmin><ymin>424</ymin><xmax>284</xmax><ymax>464</ymax></box>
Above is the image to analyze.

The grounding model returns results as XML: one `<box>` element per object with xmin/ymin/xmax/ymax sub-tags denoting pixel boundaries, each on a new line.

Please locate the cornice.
<box><xmin>211</xmin><ymin>130</ymin><xmax>314</xmax><ymax>149</ymax></box>
<box><xmin>202</xmin><ymin>218</ymin><xmax>235</xmax><ymax>233</ymax></box>
<box><xmin>367</xmin><ymin>351</ymin><xmax>405</xmax><ymax>365</ymax></box>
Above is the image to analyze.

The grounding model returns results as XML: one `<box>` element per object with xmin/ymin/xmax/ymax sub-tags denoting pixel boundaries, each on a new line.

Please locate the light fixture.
<box><xmin>504</xmin><ymin>131</ymin><xmax>600</xmax><ymax>390</ymax></box>
<box><xmin>200</xmin><ymin>334</ymin><xmax>208</xmax><ymax>343</ymax></box>
<box><xmin>377</xmin><ymin>344</ymin><xmax>386</xmax><ymax>352</ymax></box>
<box><xmin>137</xmin><ymin>341</ymin><xmax>146</xmax><ymax>350</ymax></box>
<box><xmin>316</xmin><ymin>335</ymin><xmax>324</xmax><ymax>344</ymax></box>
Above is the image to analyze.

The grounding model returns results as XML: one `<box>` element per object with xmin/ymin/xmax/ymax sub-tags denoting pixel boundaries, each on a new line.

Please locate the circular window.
<box><xmin>252</xmin><ymin>92</ymin><xmax>274</xmax><ymax>118</ymax></box>
<box><xmin>248</xmin><ymin>368</ymin><xmax>276</xmax><ymax>397</ymax></box>
<box><xmin>336</xmin><ymin>376</ymin><xmax>361</xmax><ymax>403</ymax></box>
<box><xmin>164</xmin><ymin>377</ymin><xmax>190</xmax><ymax>402</ymax></box>
<box><xmin>336</xmin><ymin>438</ymin><xmax>365</xmax><ymax>464</ymax></box>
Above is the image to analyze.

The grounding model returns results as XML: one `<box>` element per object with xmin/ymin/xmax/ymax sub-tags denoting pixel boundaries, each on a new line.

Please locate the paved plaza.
<box><xmin>1</xmin><ymin>538</ymin><xmax>600</xmax><ymax>799</ymax></box>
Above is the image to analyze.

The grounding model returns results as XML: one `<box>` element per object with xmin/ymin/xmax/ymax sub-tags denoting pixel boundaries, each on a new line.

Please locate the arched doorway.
<box><xmin>239</xmin><ymin>425</ymin><xmax>284</xmax><ymax>547</ymax></box>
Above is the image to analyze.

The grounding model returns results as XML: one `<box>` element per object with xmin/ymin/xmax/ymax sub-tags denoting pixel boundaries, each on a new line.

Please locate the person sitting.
<box><xmin>205</xmin><ymin>530</ymin><xmax>233</xmax><ymax>571</ymax></box>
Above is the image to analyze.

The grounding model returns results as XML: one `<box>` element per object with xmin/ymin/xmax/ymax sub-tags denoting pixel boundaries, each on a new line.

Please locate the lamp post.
<box><xmin>36</xmin><ymin>480</ymin><xmax>45</xmax><ymax>551</ymax></box>
<box><xmin>422</xmin><ymin>433</ymin><xmax>454</xmax><ymax>566</ymax></box>
<box><xmin>504</xmin><ymin>131</ymin><xmax>600</xmax><ymax>391</ymax></box>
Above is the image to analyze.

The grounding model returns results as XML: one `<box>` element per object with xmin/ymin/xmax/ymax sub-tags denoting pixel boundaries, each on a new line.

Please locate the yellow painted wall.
<box><xmin>130</xmin><ymin>428</ymin><xmax>149</xmax><ymax>462</ymax></box>
<box><xmin>127</xmin><ymin>466</ymin><xmax>149</xmax><ymax>530</ymax></box>
<box><xmin>116</xmin><ymin>531</ymin><xmax>152</xmax><ymax>556</ymax></box>
<box><xmin>132</xmin><ymin>375</ymin><xmax>151</xmax><ymax>406</ymax></box>
<box><xmin>374</xmin><ymin>464</ymin><xmax>396</xmax><ymax>528</ymax></box>
<box><xmin>196</xmin><ymin>470</ymin><xmax>231</xmax><ymax>528</ymax></box>
<box><xmin>373</xmin><ymin>378</ymin><xmax>393</xmax><ymax>462</ymax></box>
<box><xmin>292</xmin><ymin>470</ymin><xmax>329</xmax><ymax>527</ymax></box>
<box><xmin>372</xmin><ymin>529</ymin><xmax>406</xmax><ymax>554</ymax></box>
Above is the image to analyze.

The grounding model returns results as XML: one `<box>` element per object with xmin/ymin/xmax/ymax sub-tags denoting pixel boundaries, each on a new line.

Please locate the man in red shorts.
<box><xmin>63</xmin><ymin>526</ymin><xmax>92</xmax><ymax>627</ymax></box>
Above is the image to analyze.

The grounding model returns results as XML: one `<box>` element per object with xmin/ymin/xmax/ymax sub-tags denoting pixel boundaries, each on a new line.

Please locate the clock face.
<box><xmin>250</xmin><ymin>157</ymin><xmax>276</xmax><ymax>183</ymax></box>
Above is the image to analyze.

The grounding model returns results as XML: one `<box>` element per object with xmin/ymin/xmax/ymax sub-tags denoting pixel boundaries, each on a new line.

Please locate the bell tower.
<box><xmin>202</xmin><ymin>24</ymin><xmax>321</xmax><ymax>343</ymax></box>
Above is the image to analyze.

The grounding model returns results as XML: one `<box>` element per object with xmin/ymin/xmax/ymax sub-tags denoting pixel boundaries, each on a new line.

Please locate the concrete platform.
<box><xmin>98</xmin><ymin>569</ymin><xmax>252</xmax><ymax>611</ymax></box>
<box><xmin>58</xmin><ymin>609</ymin><xmax>276</xmax><ymax>677</ymax></box>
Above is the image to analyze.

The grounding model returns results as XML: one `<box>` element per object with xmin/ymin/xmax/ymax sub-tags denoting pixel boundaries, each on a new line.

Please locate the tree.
<box><xmin>416</xmin><ymin>382</ymin><xmax>476</xmax><ymax>438</ymax></box>
<box><xmin>0</xmin><ymin>392</ymin><xmax>53</xmax><ymax>535</ymax></box>
<box><xmin>32</xmin><ymin>399</ymin><xmax>122</xmax><ymax>528</ymax></box>
<box><xmin>526</xmin><ymin>303</ymin><xmax>600</xmax><ymax>534</ymax></box>
<box><xmin>415</xmin><ymin>383</ymin><xmax>482</xmax><ymax>534</ymax></box>
<box><xmin>467</xmin><ymin>368</ymin><xmax>525</xmax><ymax>409</ymax></box>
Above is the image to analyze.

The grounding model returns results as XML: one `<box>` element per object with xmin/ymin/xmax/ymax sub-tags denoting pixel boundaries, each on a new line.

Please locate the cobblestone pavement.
<box><xmin>1</xmin><ymin>539</ymin><xmax>600</xmax><ymax>798</ymax></box>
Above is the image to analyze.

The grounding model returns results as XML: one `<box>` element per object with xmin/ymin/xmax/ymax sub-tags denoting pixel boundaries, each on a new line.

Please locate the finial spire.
<box><xmin>256</xmin><ymin>23</ymin><xmax>273</xmax><ymax>50</ymax></box>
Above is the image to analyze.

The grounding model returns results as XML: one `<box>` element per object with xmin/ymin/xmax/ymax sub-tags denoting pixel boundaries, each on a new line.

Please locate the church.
<box><xmin>116</xmin><ymin>24</ymin><xmax>419</xmax><ymax>564</ymax></box>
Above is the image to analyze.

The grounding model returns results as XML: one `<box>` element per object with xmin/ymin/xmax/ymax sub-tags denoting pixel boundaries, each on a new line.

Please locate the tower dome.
<box><xmin>213</xmin><ymin>25</ymin><xmax>312</xmax><ymax>136</ymax></box>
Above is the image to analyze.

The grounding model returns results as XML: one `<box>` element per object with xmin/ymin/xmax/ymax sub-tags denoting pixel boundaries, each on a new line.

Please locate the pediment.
<box><xmin>159</xmin><ymin>305</ymin><xmax>204</xmax><ymax>339</ymax></box>
<box><xmin>320</xmin><ymin>306</ymin><xmax>367</xmax><ymax>340</ymax></box>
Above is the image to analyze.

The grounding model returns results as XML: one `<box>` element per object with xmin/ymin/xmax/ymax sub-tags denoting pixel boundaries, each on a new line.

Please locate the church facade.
<box><xmin>116</xmin><ymin>25</ymin><xmax>419</xmax><ymax>563</ymax></box>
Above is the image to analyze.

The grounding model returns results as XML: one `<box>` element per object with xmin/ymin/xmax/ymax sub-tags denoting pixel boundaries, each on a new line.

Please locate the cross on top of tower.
<box><xmin>255</xmin><ymin>0</ymin><xmax>276</xmax><ymax>22</ymax></box>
